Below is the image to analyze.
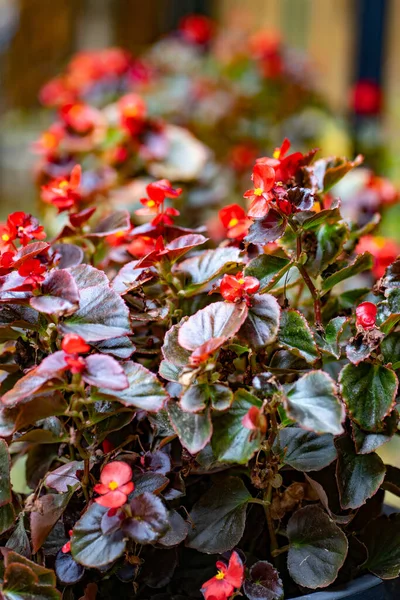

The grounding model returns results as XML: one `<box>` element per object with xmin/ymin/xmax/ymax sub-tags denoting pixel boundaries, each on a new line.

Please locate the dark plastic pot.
<box><xmin>291</xmin><ymin>574</ymin><xmax>400</xmax><ymax>599</ymax></box>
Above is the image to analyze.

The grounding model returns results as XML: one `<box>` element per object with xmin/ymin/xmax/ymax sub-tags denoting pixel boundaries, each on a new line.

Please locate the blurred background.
<box><xmin>1</xmin><ymin>0</ymin><xmax>400</xmax><ymax>215</ymax></box>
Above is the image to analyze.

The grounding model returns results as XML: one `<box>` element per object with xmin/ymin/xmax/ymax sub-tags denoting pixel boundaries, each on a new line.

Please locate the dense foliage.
<box><xmin>1</xmin><ymin>124</ymin><xmax>400</xmax><ymax>600</ymax></box>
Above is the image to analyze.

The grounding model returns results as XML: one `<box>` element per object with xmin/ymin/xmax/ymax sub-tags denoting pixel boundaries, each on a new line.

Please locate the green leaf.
<box><xmin>238</xmin><ymin>294</ymin><xmax>281</xmax><ymax>349</ymax></box>
<box><xmin>71</xmin><ymin>503</ymin><xmax>126</xmax><ymax>568</ymax></box>
<box><xmin>321</xmin><ymin>252</ymin><xmax>373</xmax><ymax>295</ymax></box>
<box><xmin>177</xmin><ymin>247</ymin><xmax>245</xmax><ymax>295</ymax></box>
<box><xmin>212</xmin><ymin>389</ymin><xmax>263</xmax><ymax>464</ymax></box>
<box><xmin>381</xmin><ymin>256</ymin><xmax>400</xmax><ymax>289</ymax></box>
<box><xmin>244</xmin><ymin>254</ymin><xmax>292</xmax><ymax>293</ymax></box>
<box><xmin>315</xmin><ymin>316</ymin><xmax>347</xmax><ymax>359</ymax></box>
<box><xmin>308</xmin><ymin>222</ymin><xmax>349</xmax><ymax>276</ymax></box>
<box><xmin>352</xmin><ymin>411</ymin><xmax>398</xmax><ymax>454</ymax></box>
<box><xmin>313</xmin><ymin>154</ymin><xmax>363</xmax><ymax>192</ymax></box>
<box><xmin>335</xmin><ymin>435</ymin><xmax>385</xmax><ymax>510</ymax></box>
<box><xmin>287</xmin><ymin>505</ymin><xmax>348</xmax><ymax>589</ymax></box>
<box><xmin>381</xmin><ymin>331</ymin><xmax>400</xmax><ymax>368</ymax></box>
<box><xmin>362</xmin><ymin>514</ymin><xmax>400</xmax><ymax>579</ymax></box>
<box><xmin>180</xmin><ymin>383</ymin><xmax>233</xmax><ymax>413</ymax></box>
<box><xmin>167</xmin><ymin>401</ymin><xmax>212</xmax><ymax>454</ymax></box>
<box><xmin>301</xmin><ymin>207</ymin><xmax>342</xmax><ymax>230</ymax></box>
<box><xmin>339</xmin><ymin>362</ymin><xmax>398</xmax><ymax>430</ymax></box>
<box><xmin>0</xmin><ymin>503</ymin><xmax>15</xmax><ymax>535</ymax></box>
<box><xmin>178</xmin><ymin>301</ymin><xmax>248</xmax><ymax>351</ymax></box>
<box><xmin>0</xmin><ymin>549</ymin><xmax>61</xmax><ymax>600</ymax></box>
<box><xmin>186</xmin><ymin>476</ymin><xmax>251</xmax><ymax>553</ymax></box>
<box><xmin>0</xmin><ymin>439</ymin><xmax>11</xmax><ymax>506</ymax></box>
<box><xmin>96</xmin><ymin>360</ymin><xmax>168</xmax><ymax>412</ymax></box>
<box><xmin>61</xmin><ymin>264</ymin><xmax>131</xmax><ymax>341</ymax></box>
<box><xmin>279</xmin><ymin>310</ymin><xmax>319</xmax><ymax>363</ymax></box>
<box><xmin>273</xmin><ymin>427</ymin><xmax>337</xmax><ymax>472</ymax></box>
<box><xmin>284</xmin><ymin>371</ymin><xmax>344</xmax><ymax>435</ymax></box>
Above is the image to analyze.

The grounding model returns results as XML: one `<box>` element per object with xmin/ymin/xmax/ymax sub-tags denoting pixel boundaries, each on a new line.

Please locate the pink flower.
<box><xmin>94</xmin><ymin>461</ymin><xmax>134</xmax><ymax>508</ymax></box>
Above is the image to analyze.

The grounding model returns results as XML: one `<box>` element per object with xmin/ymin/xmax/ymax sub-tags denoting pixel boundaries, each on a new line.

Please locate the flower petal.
<box><xmin>100</xmin><ymin>460</ymin><xmax>132</xmax><ymax>486</ymax></box>
<box><xmin>94</xmin><ymin>490</ymin><xmax>127</xmax><ymax>508</ymax></box>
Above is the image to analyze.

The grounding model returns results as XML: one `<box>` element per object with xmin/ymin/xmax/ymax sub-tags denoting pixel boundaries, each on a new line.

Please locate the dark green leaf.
<box><xmin>243</xmin><ymin>560</ymin><xmax>284</xmax><ymax>600</ymax></box>
<box><xmin>177</xmin><ymin>247</ymin><xmax>245</xmax><ymax>295</ymax></box>
<box><xmin>284</xmin><ymin>371</ymin><xmax>344</xmax><ymax>435</ymax></box>
<box><xmin>61</xmin><ymin>264</ymin><xmax>131</xmax><ymax>341</ymax></box>
<box><xmin>244</xmin><ymin>254</ymin><xmax>292</xmax><ymax>293</ymax></box>
<box><xmin>96</xmin><ymin>360</ymin><xmax>168</xmax><ymax>412</ymax></box>
<box><xmin>158</xmin><ymin>510</ymin><xmax>189</xmax><ymax>547</ymax></box>
<box><xmin>238</xmin><ymin>294</ymin><xmax>281</xmax><ymax>349</ymax></box>
<box><xmin>352</xmin><ymin>411</ymin><xmax>398</xmax><ymax>454</ymax></box>
<box><xmin>381</xmin><ymin>331</ymin><xmax>400</xmax><ymax>368</ymax></box>
<box><xmin>335</xmin><ymin>436</ymin><xmax>385</xmax><ymax>510</ymax></box>
<box><xmin>123</xmin><ymin>492</ymin><xmax>169</xmax><ymax>544</ymax></box>
<box><xmin>313</xmin><ymin>154</ymin><xmax>363</xmax><ymax>192</ymax></box>
<box><xmin>55</xmin><ymin>550</ymin><xmax>85</xmax><ymax>585</ymax></box>
<box><xmin>273</xmin><ymin>428</ymin><xmax>337</xmax><ymax>472</ymax></box>
<box><xmin>0</xmin><ymin>503</ymin><xmax>15</xmax><ymax>535</ymax></box>
<box><xmin>279</xmin><ymin>310</ymin><xmax>319</xmax><ymax>363</ymax></box>
<box><xmin>362</xmin><ymin>514</ymin><xmax>400</xmax><ymax>579</ymax></box>
<box><xmin>301</xmin><ymin>208</ymin><xmax>342</xmax><ymax>230</ymax></box>
<box><xmin>71</xmin><ymin>503</ymin><xmax>126</xmax><ymax>567</ymax></box>
<box><xmin>1</xmin><ymin>549</ymin><xmax>61</xmax><ymax>599</ymax></box>
<box><xmin>315</xmin><ymin>316</ymin><xmax>347</xmax><ymax>359</ymax></box>
<box><xmin>211</xmin><ymin>389</ymin><xmax>263</xmax><ymax>464</ymax></box>
<box><xmin>287</xmin><ymin>505</ymin><xmax>348</xmax><ymax>588</ymax></box>
<box><xmin>0</xmin><ymin>439</ymin><xmax>11</xmax><ymax>506</ymax></box>
<box><xmin>339</xmin><ymin>362</ymin><xmax>398</xmax><ymax>430</ymax></box>
<box><xmin>186</xmin><ymin>476</ymin><xmax>251</xmax><ymax>553</ymax></box>
<box><xmin>167</xmin><ymin>401</ymin><xmax>212</xmax><ymax>454</ymax></box>
<box><xmin>321</xmin><ymin>252</ymin><xmax>374</xmax><ymax>295</ymax></box>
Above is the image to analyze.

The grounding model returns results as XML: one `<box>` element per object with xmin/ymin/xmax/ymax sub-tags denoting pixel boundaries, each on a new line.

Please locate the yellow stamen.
<box><xmin>273</xmin><ymin>149</ymin><xmax>281</xmax><ymax>159</ymax></box>
<box><xmin>228</xmin><ymin>217</ymin><xmax>239</xmax><ymax>227</ymax></box>
<box><xmin>1</xmin><ymin>234</ymin><xmax>10</xmax><ymax>242</ymax></box>
<box><xmin>215</xmin><ymin>570</ymin><xmax>225</xmax><ymax>580</ymax></box>
<box><xmin>276</xmin><ymin>181</ymin><xmax>283</xmax><ymax>187</ymax></box>
<box><xmin>254</xmin><ymin>187</ymin><xmax>263</xmax><ymax>196</ymax></box>
<box><xmin>59</xmin><ymin>180</ymin><xmax>69</xmax><ymax>190</ymax></box>
<box><xmin>375</xmin><ymin>236</ymin><xmax>385</xmax><ymax>249</ymax></box>
<box><xmin>147</xmin><ymin>200</ymin><xmax>156</xmax><ymax>208</ymax></box>
<box><xmin>108</xmin><ymin>481</ymin><xmax>118</xmax><ymax>491</ymax></box>
<box><xmin>238</xmin><ymin>278</ymin><xmax>245</xmax><ymax>284</ymax></box>
<box><xmin>115</xmin><ymin>231</ymin><xmax>125</xmax><ymax>238</ymax></box>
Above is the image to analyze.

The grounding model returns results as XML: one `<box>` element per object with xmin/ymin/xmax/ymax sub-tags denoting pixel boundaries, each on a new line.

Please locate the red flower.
<box><xmin>229</xmin><ymin>143</ymin><xmax>258</xmax><ymax>172</ymax></box>
<box><xmin>60</xmin><ymin>103</ymin><xmax>101</xmax><ymax>135</ymax></box>
<box><xmin>33</xmin><ymin>124</ymin><xmax>64</xmax><ymax>156</ymax></box>
<box><xmin>127</xmin><ymin>235</ymin><xmax>158</xmax><ymax>258</ymax></box>
<box><xmin>356</xmin><ymin>236</ymin><xmax>400</xmax><ymax>279</ymax></box>
<box><xmin>356</xmin><ymin>302</ymin><xmax>377</xmax><ymax>331</ymax></box>
<box><xmin>351</xmin><ymin>80</ymin><xmax>382</xmax><ymax>116</ymax></box>
<box><xmin>151</xmin><ymin>207</ymin><xmax>180</xmax><ymax>226</ymax></box>
<box><xmin>201</xmin><ymin>551</ymin><xmax>244</xmax><ymax>600</ymax></box>
<box><xmin>119</xmin><ymin>94</ymin><xmax>147</xmax><ymax>135</ymax></box>
<box><xmin>61</xmin><ymin>530</ymin><xmax>73</xmax><ymax>554</ymax></box>
<box><xmin>179</xmin><ymin>14</ymin><xmax>214</xmax><ymax>45</ymax></box>
<box><xmin>244</xmin><ymin>163</ymin><xmax>275</xmax><ymax>218</ymax></box>
<box><xmin>62</xmin><ymin>334</ymin><xmax>90</xmax><ymax>374</ymax></box>
<box><xmin>219</xmin><ymin>204</ymin><xmax>251</xmax><ymax>241</ymax></box>
<box><xmin>7</xmin><ymin>212</ymin><xmax>46</xmax><ymax>246</ymax></box>
<box><xmin>41</xmin><ymin>165</ymin><xmax>82</xmax><ymax>212</ymax></box>
<box><xmin>0</xmin><ymin>251</ymin><xmax>16</xmax><ymax>275</ymax></box>
<box><xmin>94</xmin><ymin>461</ymin><xmax>134</xmax><ymax>508</ymax></box>
<box><xmin>257</xmin><ymin>139</ymin><xmax>307</xmax><ymax>184</ymax></box>
<box><xmin>220</xmin><ymin>272</ymin><xmax>260</xmax><ymax>303</ymax></box>
<box><xmin>366</xmin><ymin>173</ymin><xmax>398</xmax><ymax>206</ymax></box>
<box><xmin>18</xmin><ymin>258</ymin><xmax>47</xmax><ymax>289</ymax></box>
<box><xmin>242</xmin><ymin>406</ymin><xmax>267</xmax><ymax>436</ymax></box>
<box><xmin>136</xmin><ymin>180</ymin><xmax>183</xmax><ymax>217</ymax></box>
<box><xmin>62</xmin><ymin>334</ymin><xmax>91</xmax><ymax>355</ymax></box>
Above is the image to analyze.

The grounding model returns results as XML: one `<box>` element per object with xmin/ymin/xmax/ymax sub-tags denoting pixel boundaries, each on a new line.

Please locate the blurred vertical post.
<box><xmin>351</xmin><ymin>0</ymin><xmax>387</xmax><ymax>171</ymax></box>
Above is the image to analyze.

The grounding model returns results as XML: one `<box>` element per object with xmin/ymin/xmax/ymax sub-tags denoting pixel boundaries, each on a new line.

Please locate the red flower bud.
<box><xmin>355</xmin><ymin>302</ymin><xmax>377</xmax><ymax>330</ymax></box>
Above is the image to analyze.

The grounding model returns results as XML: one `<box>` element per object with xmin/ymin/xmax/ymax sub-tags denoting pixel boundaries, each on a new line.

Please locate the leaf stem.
<box><xmin>291</xmin><ymin>220</ymin><xmax>322</xmax><ymax>327</ymax></box>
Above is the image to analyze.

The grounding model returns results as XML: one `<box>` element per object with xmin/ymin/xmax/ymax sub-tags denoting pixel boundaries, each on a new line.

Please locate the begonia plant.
<box><xmin>1</xmin><ymin>128</ymin><xmax>400</xmax><ymax>600</ymax></box>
